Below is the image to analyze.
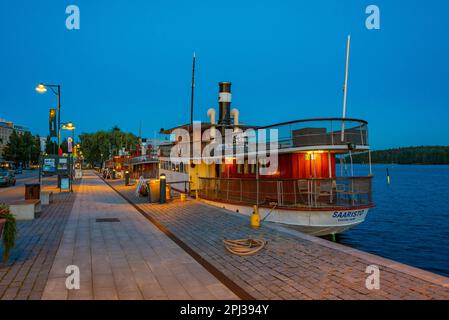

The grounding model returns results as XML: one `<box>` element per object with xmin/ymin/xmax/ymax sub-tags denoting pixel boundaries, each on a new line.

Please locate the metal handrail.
<box><xmin>259</xmin><ymin>117</ymin><xmax>368</xmax><ymax>129</ymax></box>
<box><xmin>198</xmin><ymin>176</ymin><xmax>373</xmax><ymax>209</ymax></box>
<box><xmin>160</xmin><ymin>118</ymin><xmax>369</xmax><ymax>156</ymax></box>
<box><xmin>126</xmin><ymin>155</ymin><xmax>158</xmax><ymax>165</ymax></box>
<box><xmin>198</xmin><ymin>176</ymin><xmax>371</xmax><ymax>181</ymax></box>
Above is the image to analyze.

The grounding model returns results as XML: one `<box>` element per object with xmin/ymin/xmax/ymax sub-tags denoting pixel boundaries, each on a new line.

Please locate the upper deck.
<box><xmin>159</xmin><ymin>118</ymin><xmax>369</xmax><ymax>159</ymax></box>
<box><xmin>260</xmin><ymin>118</ymin><xmax>369</xmax><ymax>153</ymax></box>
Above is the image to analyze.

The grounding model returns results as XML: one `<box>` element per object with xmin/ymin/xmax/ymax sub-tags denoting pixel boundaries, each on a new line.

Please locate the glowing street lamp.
<box><xmin>62</xmin><ymin>122</ymin><xmax>76</xmax><ymax>131</ymax></box>
<box><xmin>35</xmin><ymin>83</ymin><xmax>47</xmax><ymax>93</ymax></box>
<box><xmin>62</xmin><ymin>121</ymin><xmax>76</xmax><ymax>153</ymax></box>
<box><xmin>35</xmin><ymin>83</ymin><xmax>61</xmax><ymax>152</ymax></box>
<box><xmin>62</xmin><ymin>121</ymin><xmax>76</xmax><ymax>192</ymax></box>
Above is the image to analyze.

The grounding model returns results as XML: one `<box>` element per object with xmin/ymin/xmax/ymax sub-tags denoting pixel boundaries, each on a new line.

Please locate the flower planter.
<box><xmin>0</xmin><ymin>218</ymin><xmax>5</xmax><ymax>239</ymax></box>
<box><xmin>0</xmin><ymin>204</ymin><xmax>16</xmax><ymax>262</ymax></box>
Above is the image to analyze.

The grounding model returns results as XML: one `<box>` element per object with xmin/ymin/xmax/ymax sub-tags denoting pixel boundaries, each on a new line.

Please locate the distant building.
<box><xmin>0</xmin><ymin>118</ymin><xmax>30</xmax><ymax>160</ymax></box>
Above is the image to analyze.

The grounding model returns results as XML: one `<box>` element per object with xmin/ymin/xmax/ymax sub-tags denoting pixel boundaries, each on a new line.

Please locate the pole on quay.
<box><xmin>160</xmin><ymin>174</ymin><xmax>166</xmax><ymax>204</ymax></box>
<box><xmin>36</xmin><ymin>83</ymin><xmax>62</xmax><ymax>187</ymax></box>
<box><xmin>70</xmin><ymin>128</ymin><xmax>74</xmax><ymax>192</ymax></box>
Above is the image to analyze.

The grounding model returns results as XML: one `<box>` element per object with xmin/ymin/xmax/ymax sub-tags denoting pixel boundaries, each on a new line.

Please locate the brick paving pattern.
<box><xmin>42</xmin><ymin>173</ymin><xmax>237</xmax><ymax>300</ymax></box>
<box><xmin>0</xmin><ymin>189</ymin><xmax>76</xmax><ymax>300</ymax></box>
<box><xmin>110</xmin><ymin>179</ymin><xmax>449</xmax><ymax>300</ymax></box>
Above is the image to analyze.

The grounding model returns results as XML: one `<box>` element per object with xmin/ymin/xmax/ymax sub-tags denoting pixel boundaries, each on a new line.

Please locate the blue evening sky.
<box><xmin>0</xmin><ymin>0</ymin><xmax>448</xmax><ymax>149</ymax></box>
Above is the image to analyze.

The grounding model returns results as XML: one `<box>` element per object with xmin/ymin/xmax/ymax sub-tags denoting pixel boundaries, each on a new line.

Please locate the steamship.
<box><xmin>158</xmin><ymin>82</ymin><xmax>373</xmax><ymax>236</ymax></box>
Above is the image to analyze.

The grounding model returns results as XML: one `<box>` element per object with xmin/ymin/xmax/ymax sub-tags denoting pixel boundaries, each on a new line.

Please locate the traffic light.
<box><xmin>49</xmin><ymin>109</ymin><xmax>57</xmax><ymax>137</ymax></box>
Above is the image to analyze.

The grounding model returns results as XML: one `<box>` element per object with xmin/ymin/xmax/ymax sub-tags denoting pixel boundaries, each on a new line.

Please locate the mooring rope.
<box><xmin>223</xmin><ymin>239</ymin><xmax>267</xmax><ymax>256</ymax></box>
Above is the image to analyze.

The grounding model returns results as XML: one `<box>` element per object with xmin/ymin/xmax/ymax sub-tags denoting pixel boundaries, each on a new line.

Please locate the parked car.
<box><xmin>0</xmin><ymin>170</ymin><xmax>16</xmax><ymax>187</ymax></box>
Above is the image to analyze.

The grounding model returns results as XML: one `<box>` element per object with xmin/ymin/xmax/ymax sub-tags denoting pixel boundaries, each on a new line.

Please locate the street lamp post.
<box><xmin>62</xmin><ymin>122</ymin><xmax>76</xmax><ymax>192</ymax></box>
<box><xmin>62</xmin><ymin>122</ymin><xmax>76</xmax><ymax>145</ymax></box>
<box><xmin>36</xmin><ymin>83</ymin><xmax>63</xmax><ymax>188</ymax></box>
<box><xmin>36</xmin><ymin>83</ymin><xmax>61</xmax><ymax>153</ymax></box>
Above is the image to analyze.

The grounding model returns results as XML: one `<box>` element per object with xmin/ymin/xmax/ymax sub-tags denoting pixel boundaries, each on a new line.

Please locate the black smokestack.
<box><xmin>218</xmin><ymin>82</ymin><xmax>231</xmax><ymax>125</ymax></box>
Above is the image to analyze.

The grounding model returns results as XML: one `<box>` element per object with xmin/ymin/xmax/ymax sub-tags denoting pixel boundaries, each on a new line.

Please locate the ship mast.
<box><xmin>189</xmin><ymin>52</ymin><xmax>196</xmax><ymax>193</ymax></box>
<box><xmin>341</xmin><ymin>35</ymin><xmax>351</xmax><ymax>142</ymax></box>
<box><xmin>190</xmin><ymin>51</ymin><xmax>196</xmax><ymax>128</ymax></box>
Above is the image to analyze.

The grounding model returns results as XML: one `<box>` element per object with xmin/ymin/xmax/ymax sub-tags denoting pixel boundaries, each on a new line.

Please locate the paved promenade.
<box><xmin>3</xmin><ymin>171</ymin><xmax>449</xmax><ymax>300</ymax></box>
<box><xmin>110</xmin><ymin>179</ymin><xmax>449</xmax><ymax>300</ymax></box>
<box><xmin>0</xmin><ymin>186</ymin><xmax>76</xmax><ymax>300</ymax></box>
<box><xmin>42</xmin><ymin>173</ymin><xmax>237</xmax><ymax>300</ymax></box>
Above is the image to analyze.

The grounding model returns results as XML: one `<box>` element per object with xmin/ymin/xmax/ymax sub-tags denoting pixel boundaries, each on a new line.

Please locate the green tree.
<box><xmin>31</xmin><ymin>135</ymin><xmax>41</xmax><ymax>163</ymax></box>
<box><xmin>20</xmin><ymin>132</ymin><xmax>34</xmax><ymax>165</ymax></box>
<box><xmin>2</xmin><ymin>130</ymin><xmax>41</xmax><ymax>166</ymax></box>
<box><xmin>2</xmin><ymin>130</ymin><xmax>21</xmax><ymax>164</ymax></box>
<box><xmin>45</xmin><ymin>136</ymin><xmax>57</xmax><ymax>155</ymax></box>
<box><xmin>78</xmin><ymin>127</ymin><xmax>138</xmax><ymax>165</ymax></box>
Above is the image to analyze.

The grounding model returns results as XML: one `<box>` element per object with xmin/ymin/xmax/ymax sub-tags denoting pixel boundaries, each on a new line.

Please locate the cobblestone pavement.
<box><xmin>110</xmin><ymin>179</ymin><xmax>449</xmax><ymax>300</ymax></box>
<box><xmin>42</xmin><ymin>172</ymin><xmax>237</xmax><ymax>300</ymax></box>
<box><xmin>0</xmin><ymin>187</ymin><xmax>76</xmax><ymax>300</ymax></box>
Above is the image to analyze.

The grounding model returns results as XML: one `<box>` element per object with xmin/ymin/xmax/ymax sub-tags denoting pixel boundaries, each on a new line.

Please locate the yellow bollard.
<box><xmin>195</xmin><ymin>189</ymin><xmax>199</xmax><ymax>200</ymax></box>
<box><xmin>250</xmin><ymin>205</ymin><xmax>261</xmax><ymax>229</ymax></box>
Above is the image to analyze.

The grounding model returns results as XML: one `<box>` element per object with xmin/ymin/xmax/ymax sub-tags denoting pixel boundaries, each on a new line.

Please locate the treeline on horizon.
<box><xmin>348</xmin><ymin>146</ymin><xmax>449</xmax><ymax>165</ymax></box>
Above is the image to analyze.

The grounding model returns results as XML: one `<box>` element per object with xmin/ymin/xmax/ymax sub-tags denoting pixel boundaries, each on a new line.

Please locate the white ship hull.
<box><xmin>200</xmin><ymin>199</ymin><xmax>370</xmax><ymax>236</ymax></box>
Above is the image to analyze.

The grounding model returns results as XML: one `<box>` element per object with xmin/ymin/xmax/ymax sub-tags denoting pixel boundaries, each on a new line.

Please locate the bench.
<box><xmin>9</xmin><ymin>200</ymin><xmax>42</xmax><ymax>220</ymax></box>
<box><xmin>40</xmin><ymin>191</ymin><xmax>54</xmax><ymax>205</ymax></box>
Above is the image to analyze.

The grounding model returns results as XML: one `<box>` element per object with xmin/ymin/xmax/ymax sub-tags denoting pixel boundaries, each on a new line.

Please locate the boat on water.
<box><xmin>158</xmin><ymin>82</ymin><xmax>374</xmax><ymax>236</ymax></box>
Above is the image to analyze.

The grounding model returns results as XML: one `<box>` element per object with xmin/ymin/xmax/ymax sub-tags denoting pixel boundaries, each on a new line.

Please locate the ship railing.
<box><xmin>160</xmin><ymin>118</ymin><xmax>369</xmax><ymax>156</ymax></box>
<box><xmin>125</xmin><ymin>155</ymin><xmax>159</xmax><ymax>165</ymax></box>
<box><xmin>260</xmin><ymin>118</ymin><xmax>369</xmax><ymax>150</ymax></box>
<box><xmin>198</xmin><ymin>176</ymin><xmax>373</xmax><ymax>210</ymax></box>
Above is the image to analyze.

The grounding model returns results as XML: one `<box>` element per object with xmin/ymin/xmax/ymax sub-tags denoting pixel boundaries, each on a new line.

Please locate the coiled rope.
<box><xmin>223</xmin><ymin>239</ymin><xmax>267</xmax><ymax>256</ymax></box>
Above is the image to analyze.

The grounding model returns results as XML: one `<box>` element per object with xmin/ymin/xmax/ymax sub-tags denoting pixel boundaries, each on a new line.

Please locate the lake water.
<box><xmin>337</xmin><ymin>164</ymin><xmax>449</xmax><ymax>277</ymax></box>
